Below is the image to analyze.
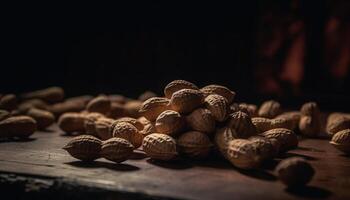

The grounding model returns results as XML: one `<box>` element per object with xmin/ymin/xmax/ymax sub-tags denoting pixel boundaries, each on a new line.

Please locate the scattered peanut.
<box><xmin>63</xmin><ymin>135</ymin><xmax>102</xmax><ymax>161</ymax></box>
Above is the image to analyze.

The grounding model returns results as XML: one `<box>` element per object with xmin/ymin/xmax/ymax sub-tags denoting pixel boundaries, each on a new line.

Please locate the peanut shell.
<box><xmin>63</xmin><ymin>135</ymin><xmax>102</xmax><ymax>161</ymax></box>
<box><xmin>200</xmin><ymin>84</ymin><xmax>236</xmax><ymax>104</ymax></box>
<box><xmin>214</xmin><ymin>127</ymin><xmax>237</xmax><ymax>158</ymax></box>
<box><xmin>142</xmin><ymin>133</ymin><xmax>177</xmax><ymax>161</ymax></box>
<box><xmin>95</xmin><ymin>117</ymin><xmax>115</xmax><ymax>140</ymax></box>
<box><xmin>155</xmin><ymin>110</ymin><xmax>184</xmax><ymax>136</ymax></box>
<box><xmin>139</xmin><ymin>97</ymin><xmax>170</xmax><ymax>121</ymax></box>
<box><xmin>177</xmin><ymin>131</ymin><xmax>212</xmax><ymax>158</ymax></box>
<box><xmin>258</xmin><ymin>100</ymin><xmax>281</xmax><ymax>118</ymax></box>
<box><xmin>112</xmin><ymin>121</ymin><xmax>143</xmax><ymax>148</ymax></box>
<box><xmin>204</xmin><ymin>94</ymin><xmax>228</xmax><ymax>122</ymax></box>
<box><xmin>84</xmin><ymin>113</ymin><xmax>105</xmax><ymax>136</ymax></box>
<box><xmin>86</xmin><ymin>95</ymin><xmax>111</xmax><ymax>115</ymax></box>
<box><xmin>330</xmin><ymin>129</ymin><xmax>350</xmax><ymax>154</ymax></box>
<box><xmin>169</xmin><ymin>89</ymin><xmax>204</xmax><ymax>114</ymax></box>
<box><xmin>58</xmin><ymin>112</ymin><xmax>86</xmax><ymax>133</ymax></box>
<box><xmin>101</xmin><ymin>137</ymin><xmax>134</xmax><ymax>163</ymax></box>
<box><xmin>27</xmin><ymin>108</ymin><xmax>55</xmax><ymax>130</ymax></box>
<box><xmin>0</xmin><ymin>116</ymin><xmax>37</xmax><ymax>138</ymax></box>
<box><xmin>227</xmin><ymin>111</ymin><xmax>256</xmax><ymax>138</ymax></box>
<box><xmin>164</xmin><ymin>80</ymin><xmax>199</xmax><ymax>99</ymax></box>
<box><xmin>21</xmin><ymin>87</ymin><xmax>64</xmax><ymax>103</ymax></box>
<box><xmin>186</xmin><ymin>108</ymin><xmax>215</xmax><ymax>133</ymax></box>
<box><xmin>260</xmin><ymin>128</ymin><xmax>298</xmax><ymax>152</ymax></box>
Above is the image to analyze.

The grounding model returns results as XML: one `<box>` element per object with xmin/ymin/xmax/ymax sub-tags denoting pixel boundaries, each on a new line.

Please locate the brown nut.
<box><xmin>86</xmin><ymin>95</ymin><xmax>111</xmax><ymax>115</ymax></box>
<box><xmin>115</xmin><ymin>117</ymin><xmax>144</xmax><ymax>130</ymax></box>
<box><xmin>260</xmin><ymin>128</ymin><xmax>298</xmax><ymax>153</ymax></box>
<box><xmin>108</xmin><ymin>102</ymin><xmax>127</xmax><ymax>119</ymax></box>
<box><xmin>108</xmin><ymin>94</ymin><xmax>127</xmax><ymax>104</ymax></box>
<box><xmin>27</xmin><ymin>108</ymin><xmax>55</xmax><ymax>130</ymax></box>
<box><xmin>253</xmin><ymin>117</ymin><xmax>295</xmax><ymax>133</ymax></box>
<box><xmin>275</xmin><ymin>111</ymin><xmax>301</xmax><ymax>130</ymax></box>
<box><xmin>140</xmin><ymin>122</ymin><xmax>157</xmax><ymax>136</ymax></box>
<box><xmin>299</xmin><ymin>102</ymin><xmax>321</xmax><ymax>137</ymax></box>
<box><xmin>330</xmin><ymin>129</ymin><xmax>350</xmax><ymax>154</ymax></box>
<box><xmin>258</xmin><ymin>100</ymin><xmax>281</xmax><ymax>118</ymax></box>
<box><xmin>226</xmin><ymin>139</ymin><xmax>261</xmax><ymax>169</ymax></box>
<box><xmin>0</xmin><ymin>110</ymin><xmax>10</xmax><ymax>121</ymax></box>
<box><xmin>248</xmin><ymin>136</ymin><xmax>275</xmax><ymax>160</ymax></box>
<box><xmin>227</xmin><ymin>111</ymin><xmax>256</xmax><ymax>138</ymax></box>
<box><xmin>49</xmin><ymin>99</ymin><xmax>86</xmax><ymax>116</ymax></box>
<box><xmin>139</xmin><ymin>97</ymin><xmax>170</xmax><ymax>121</ymax></box>
<box><xmin>326</xmin><ymin>115</ymin><xmax>350</xmax><ymax>137</ymax></box>
<box><xmin>164</xmin><ymin>80</ymin><xmax>199</xmax><ymax>99</ymax></box>
<box><xmin>112</xmin><ymin>121</ymin><xmax>143</xmax><ymax>149</ymax></box>
<box><xmin>18</xmin><ymin>99</ymin><xmax>50</xmax><ymax>114</ymax></box>
<box><xmin>58</xmin><ymin>112</ymin><xmax>86</xmax><ymax>133</ymax></box>
<box><xmin>124</xmin><ymin>100</ymin><xmax>142</xmax><ymax>118</ymax></box>
<box><xmin>21</xmin><ymin>87</ymin><xmax>64</xmax><ymax>103</ymax></box>
<box><xmin>177</xmin><ymin>131</ymin><xmax>213</xmax><ymax>158</ymax></box>
<box><xmin>101</xmin><ymin>137</ymin><xmax>134</xmax><ymax>163</ymax></box>
<box><xmin>95</xmin><ymin>117</ymin><xmax>115</xmax><ymax>140</ymax></box>
<box><xmin>238</xmin><ymin>103</ymin><xmax>258</xmax><ymax>117</ymax></box>
<box><xmin>138</xmin><ymin>90</ymin><xmax>157</xmax><ymax>102</ymax></box>
<box><xmin>142</xmin><ymin>133</ymin><xmax>177</xmax><ymax>161</ymax></box>
<box><xmin>275</xmin><ymin>157</ymin><xmax>315</xmax><ymax>187</ymax></box>
<box><xmin>186</xmin><ymin>108</ymin><xmax>216</xmax><ymax>133</ymax></box>
<box><xmin>63</xmin><ymin>135</ymin><xmax>102</xmax><ymax>161</ymax></box>
<box><xmin>204</xmin><ymin>94</ymin><xmax>228</xmax><ymax>122</ymax></box>
<box><xmin>214</xmin><ymin>127</ymin><xmax>237</xmax><ymax>158</ymax></box>
<box><xmin>84</xmin><ymin>112</ymin><xmax>105</xmax><ymax>136</ymax></box>
<box><xmin>200</xmin><ymin>84</ymin><xmax>236</xmax><ymax>104</ymax></box>
<box><xmin>155</xmin><ymin>110</ymin><xmax>185</xmax><ymax>136</ymax></box>
<box><xmin>0</xmin><ymin>116</ymin><xmax>37</xmax><ymax>138</ymax></box>
<box><xmin>169</xmin><ymin>89</ymin><xmax>204</xmax><ymax>114</ymax></box>
<box><xmin>0</xmin><ymin>94</ymin><xmax>17</xmax><ymax>111</ymax></box>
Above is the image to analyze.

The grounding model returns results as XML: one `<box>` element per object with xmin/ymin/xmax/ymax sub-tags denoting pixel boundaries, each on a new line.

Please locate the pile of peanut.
<box><xmin>1</xmin><ymin>80</ymin><xmax>350</xmax><ymax>188</ymax></box>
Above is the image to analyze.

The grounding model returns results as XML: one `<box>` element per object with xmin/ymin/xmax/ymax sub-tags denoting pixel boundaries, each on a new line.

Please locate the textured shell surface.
<box><xmin>139</xmin><ymin>97</ymin><xmax>170</xmax><ymax>121</ymax></box>
<box><xmin>330</xmin><ymin>129</ymin><xmax>350</xmax><ymax>154</ymax></box>
<box><xmin>169</xmin><ymin>89</ymin><xmax>204</xmax><ymax>114</ymax></box>
<box><xmin>63</xmin><ymin>135</ymin><xmax>102</xmax><ymax>161</ymax></box>
<box><xmin>141</xmin><ymin>122</ymin><xmax>156</xmax><ymax>136</ymax></box>
<box><xmin>101</xmin><ymin>137</ymin><xmax>134</xmax><ymax>163</ymax></box>
<box><xmin>95</xmin><ymin>118</ymin><xmax>115</xmax><ymax>140</ymax></box>
<box><xmin>142</xmin><ymin>133</ymin><xmax>177</xmax><ymax>160</ymax></box>
<box><xmin>227</xmin><ymin>111</ymin><xmax>256</xmax><ymax>138</ymax></box>
<box><xmin>112</xmin><ymin>121</ymin><xmax>142</xmax><ymax>148</ymax></box>
<box><xmin>204</xmin><ymin>94</ymin><xmax>228</xmax><ymax>122</ymax></box>
<box><xmin>214</xmin><ymin>127</ymin><xmax>237</xmax><ymax>158</ymax></box>
<box><xmin>155</xmin><ymin>110</ymin><xmax>184</xmax><ymax>136</ymax></box>
<box><xmin>200</xmin><ymin>84</ymin><xmax>236</xmax><ymax>104</ymax></box>
<box><xmin>260</xmin><ymin>128</ymin><xmax>298</xmax><ymax>152</ymax></box>
<box><xmin>226</xmin><ymin>139</ymin><xmax>261</xmax><ymax>169</ymax></box>
<box><xmin>326</xmin><ymin>116</ymin><xmax>350</xmax><ymax>136</ymax></box>
<box><xmin>258</xmin><ymin>100</ymin><xmax>281</xmax><ymax>118</ymax></box>
<box><xmin>177</xmin><ymin>131</ymin><xmax>212</xmax><ymax>158</ymax></box>
<box><xmin>275</xmin><ymin>111</ymin><xmax>301</xmax><ymax>130</ymax></box>
<box><xmin>186</xmin><ymin>108</ymin><xmax>216</xmax><ymax>133</ymax></box>
<box><xmin>164</xmin><ymin>80</ymin><xmax>199</xmax><ymax>99</ymax></box>
<box><xmin>248</xmin><ymin>136</ymin><xmax>275</xmax><ymax>160</ymax></box>
<box><xmin>252</xmin><ymin>117</ymin><xmax>271</xmax><ymax>133</ymax></box>
<box><xmin>239</xmin><ymin>103</ymin><xmax>258</xmax><ymax>117</ymax></box>
<box><xmin>124</xmin><ymin>100</ymin><xmax>142</xmax><ymax>118</ymax></box>
<box><xmin>84</xmin><ymin>112</ymin><xmax>105</xmax><ymax>135</ymax></box>
<box><xmin>115</xmin><ymin>117</ymin><xmax>144</xmax><ymax>130</ymax></box>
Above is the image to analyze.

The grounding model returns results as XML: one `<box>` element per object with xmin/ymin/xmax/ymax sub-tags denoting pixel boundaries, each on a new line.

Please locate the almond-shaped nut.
<box><xmin>27</xmin><ymin>108</ymin><xmax>55</xmax><ymax>130</ymax></box>
<box><xmin>248</xmin><ymin>136</ymin><xmax>275</xmax><ymax>160</ymax></box>
<box><xmin>142</xmin><ymin>133</ymin><xmax>177</xmax><ymax>161</ymax></box>
<box><xmin>271</xmin><ymin>118</ymin><xmax>295</xmax><ymax>131</ymax></box>
<box><xmin>215</xmin><ymin>127</ymin><xmax>237</xmax><ymax>158</ymax></box>
<box><xmin>300</xmin><ymin>102</ymin><xmax>320</xmax><ymax>117</ymax></box>
<box><xmin>177</xmin><ymin>131</ymin><xmax>213</xmax><ymax>158</ymax></box>
<box><xmin>326</xmin><ymin>116</ymin><xmax>350</xmax><ymax>137</ymax></box>
<box><xmin>275</xmin><ymin>157</ymin><xmax>315</xmax><ymax>187</ymax></box>
<box><xmin>112</xmin><ymin>121</ymin><xmax>143</xmax><ymax>148</ymax></box>
<box><xmin>95</xmin><ymin>117</ymin><xmax>115</xmax><ymax>140</ymax></box>
<box><xmin>18</xmin><ymin>99</ymin><xmax>49</xmax><ymax>114</ymax></box>
<box><xmin>164</xmin><ymin>80</ymin><xmax>199</xmax><ymax>99</ymax></box>
<box><xmin>0</xmin><ymin>116</ymin><xmax>37</xmax><ymax>138</ymax></box>
<box><xmin>139</xmin><ymin>97</ymin><xmax>170</xmax><ymax>121</ymax></box>
<box><xmin>327</xmin><ymin>112</ymin><xmax>350</xmax><ymax>124</ymax></box>
<box><xmin>275</xmin><ymin>111</ymin><xmax>301</xmax><ymax>130</ymax></box>
<box><xmin>124</xmin><ymin>100</ymin><xmax>142</xmax><ymax>118</ymax></box>
<box><xmin>226</xmin><ymin>139</ymin><xmax>261</xmax><ymax>169</ymax></box>
<box><xmin>200</xmin><ymin>84</ymin><xmax>236</xmax><ymax>104</ymax></box>
<box><xmin>169</xmin><ymin>89</ymin><xmax>204</xmax><ymax>114</ymax></box>
<box><xmin>0</xmin><ymin>94</ymin><xmax>17</xmax><ymax>111</ymax></box>
<box><xmin>186</xmin><ymin>108</ymin><xmax>215</xmax><ymax>133</ymax></box>
<box><xmin>58</xmin><ymin>112</ymin><xmax>86</xmax><ymax>133</ymax></box>
<box><xmin>260</xmin><ymin>128</ymin><xmax>298</xmax><ymax>152</ymax></box>
<box><xmin>101</xmin><ymin>137</ymin><xmax>134</xmax><ymax>163</ymax></box>
<box><xmin>63</xmin><ymin>135</ymin><xmax>102</xmax><ymax>161</ymax></box>
<box><xmin>0</xmin><ymin>110</ymin><xmax>10</xmax><ymax>121</ymax></box>
<box><xmin>299</xmin><ymin>116</ymin><xmax>321</xmax><ymax>137</ymax></box>
<box><xmin>330</xmin><ymin>129</ymin><xmax>350</xmax><ymax>154</ymax></box>
<box><xmin>86</xmin><ymin>95</ymin><xmax>111</xmax><ymax>115</ymax></box>
<box><xmin>258</xmin><ymin>100</ymin><xmax>281</xmax><ymax>118</ymax></box>
<box><xmin>140</xmin><ymin>122</ymin><xmax>156</xmax><ymax>137</ymax></box>
<box><xmin>21</xmin><ymin>87</ymin><xmax>65</xmax><ymax>103</ymax></box>
<box><xmin>227</xmin><ymin>111</ymin><xmax>256</xmax><ymax>138</ymax></box>
<box><xmin>204</xmin><ymin>94</ymin><xmax>228</xmax><ymax>122</ymax></box>
<box><xmin>115</xmin><ymin>117</ymin><xmax>144</xmax><ymax>130</ymax></box>
<box><xmin>138</xmin><ymin>90</ymin><xmax>157</xmax><ymax>102</ymax></box>
<box><xmin>84</xmin><ymin>113</ymin><xmax>105</xmax><ymax>136</ymax></box>
<box><xmin>155</xmin><ymin>110</ymin><xmax>185</xmax><ymax>136</ymax></box>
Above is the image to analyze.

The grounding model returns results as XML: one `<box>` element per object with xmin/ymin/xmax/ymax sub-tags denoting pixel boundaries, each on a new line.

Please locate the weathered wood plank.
<box><xmin>0</xmin><ymin>124</ymin><xmax>349</xmax><ymax>200</ymax></box>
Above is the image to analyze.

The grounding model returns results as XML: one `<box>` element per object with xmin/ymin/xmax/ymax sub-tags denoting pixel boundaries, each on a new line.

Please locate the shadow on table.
<box><xmin>146</xmin><ymin>158</ymin><xmax>193</xmax><ymax>170</ymax></box>
<box><xmin>129</xmin><ymin>151</ymin><xmax>148</xmax><ymax>160</ymax></box>
<box><xmin>65</xmin><ymin>161</ymin><xmax>140</xmax><ymax>171</ymax></box>
<box><xmin>0</xmin><ymin>137</ymin><xmax>37</xmax><ymax>143</ymax></box>
<box><xmin>236</xmin><ymin>168</ymin><xmax>277</xmax><ymax>181</ymax></box>
<box><xmin>286</xmin><ymin>186</ymin><xmax>332</xmax><ymax>199</ymax></box>
<box><xmin>279</xmin><ymin>152</ymin><xmax>318</xmax><ymax>161</ymax></box>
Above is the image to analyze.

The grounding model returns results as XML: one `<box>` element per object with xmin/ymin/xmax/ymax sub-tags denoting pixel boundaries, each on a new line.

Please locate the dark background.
<box><xmin>1</xmin><ymin>1</ymin><xmax>349</xmax><ymax>111</ymax></box>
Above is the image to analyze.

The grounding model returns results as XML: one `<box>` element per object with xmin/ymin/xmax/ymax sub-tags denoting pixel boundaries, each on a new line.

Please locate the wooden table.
<box><xmin>0</xmin><ymin>125</ymin><xmax>349</xmax><ymax>200</ymax></box>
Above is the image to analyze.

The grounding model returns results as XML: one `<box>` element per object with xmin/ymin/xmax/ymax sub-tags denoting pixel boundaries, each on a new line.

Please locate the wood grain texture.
<box><xmin>0</xmin><ymin>124</ymin><xmax>349</xmax><ymax>200</ymax></box>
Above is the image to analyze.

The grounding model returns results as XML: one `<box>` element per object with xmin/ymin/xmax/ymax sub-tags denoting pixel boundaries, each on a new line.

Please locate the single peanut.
<box><xmin>177</xmin><ymin>131</ymin><xmax>213</xmax><ymax>159</ymax></box>
<box><xmin>0</xmin><ymin>116</ymin><xmax>37</xmax><ymax>138</ymax></box>
<box><xmin>155</xmin><ymin>110</ymin><xmax>185</xmax><ymax>136</ymax></box>
<box><xmin>21</xmin><ymin>87</ymin><xmax>64</xmax><ymax>103</ymax></box>
<box><xmin>186</xmin><ymin>108</ymin><xmax>216</xmax><ymax>133</ymax></box>
<box><xmin>27</xmin><ymin>108</ymin><xmax>55</xmax><ymax>130</ymax></box>
<box><xmin>169</xmin><ymin>89</ymin><xmax>204</xmax><ymax>114</ymax></box>
<box><xmin>101</xmin><ymin>137</ymin><xmax>134</xmax><ymax>163</ymax></box>
<box><xmin>142</xmin><ymin>133</ymin><xmax>177</xmax><ymax>161</ymax></box>
<box><xmin>200</xmin><ymin>84</ymin><xmax>236</xmax><ymax>104</ymax></box>
<box><xmin>258</xmin><ymin>100</ymin><xmax>281</xmax><ymax>118</ymax></box>
<box><xmin>86</xmin><ymin>95</ymin><xmax>111</xmax><ymax>115</ymax></box>
<box><xmin>139</xmin><ymin>97</ymin><xmax>170</xmax><ymax>121</ymax></box>
<box><xmin>63</xmin><ymin>135</ymin><xmax>102</xmax><ymax>161</ymax></box>
<box><xmin>204</xmin><ymin>94</ymin><xmax>228</xmax><ymax>122</ymax></box>
<box><xmin>164</xmin><ymin>80</ymin><xmax>199</xmax><ymax>99</ymax></box>
<box><xmin>227</xmin><ymin>111</ymin><xmax>256</xmax><ymax>138</ymax></box>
